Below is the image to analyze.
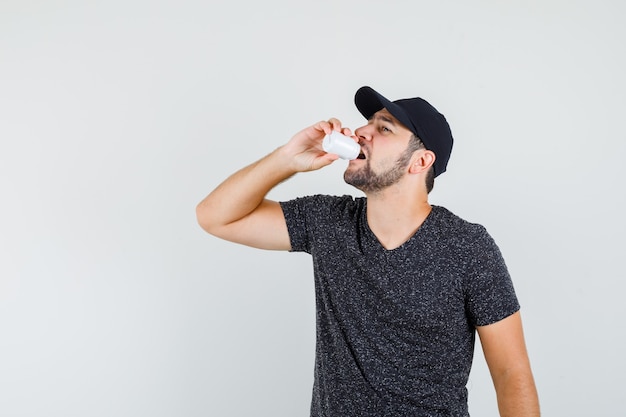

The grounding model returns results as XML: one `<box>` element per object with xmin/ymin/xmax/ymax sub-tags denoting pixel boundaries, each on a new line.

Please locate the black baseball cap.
<box><xmin>354</xmin><ymin>86</ymin><xmax>454</xmax><ymax>177</ymax></box>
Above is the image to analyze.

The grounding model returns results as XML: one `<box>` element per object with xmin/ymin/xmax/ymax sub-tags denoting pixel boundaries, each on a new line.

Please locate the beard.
<box><xmin>344</xmin><ymin>146</ymin><xmax>414</xmax><ymax>194</ymax></box>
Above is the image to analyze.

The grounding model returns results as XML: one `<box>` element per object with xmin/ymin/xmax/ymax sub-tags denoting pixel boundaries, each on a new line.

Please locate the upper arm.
<box><xmin>200</xmin><ymin>199</ymin><xmax>292</xmax><ymax>251</ymax></box>
<box><xmin>477</xmin><ymin>312</ymin><xmax>540</xmax><ymax>415</ymax></box>
<box><xmin>476</xmin><ymin>311</ymin><xmax>532</xmax><ymax>379</ymax></box>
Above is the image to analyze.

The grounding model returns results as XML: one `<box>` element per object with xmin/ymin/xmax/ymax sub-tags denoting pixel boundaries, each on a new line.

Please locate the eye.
<box><xmin>380</xmin><ymin>126</ymin><xmax>392</xmax><ymax>133</ymax></box>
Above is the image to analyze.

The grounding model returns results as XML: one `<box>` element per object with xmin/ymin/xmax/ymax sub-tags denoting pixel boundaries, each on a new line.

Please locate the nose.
<box><xmin>355</xmin><ymin>124</ymin><xmax>373</xmax><ymax>142</ymax></box>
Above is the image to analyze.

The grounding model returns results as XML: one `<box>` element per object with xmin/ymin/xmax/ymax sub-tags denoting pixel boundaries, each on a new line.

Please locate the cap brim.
<box><xmin>354</xmin><ymin>86</ymin><xmax>417</xmax><ymax>137</ymax></box>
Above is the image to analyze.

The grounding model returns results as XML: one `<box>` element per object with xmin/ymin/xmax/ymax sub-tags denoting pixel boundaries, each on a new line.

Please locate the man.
<box><xmin>196</xmin><ymin>86</ymin><xmax>540</xmax><ymax>416</ymax></box>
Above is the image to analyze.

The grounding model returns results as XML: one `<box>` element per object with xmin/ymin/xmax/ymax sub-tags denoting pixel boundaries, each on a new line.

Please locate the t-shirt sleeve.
<box><xmin>464</xmin><ymin>226</ymin><xmax>520</xmax><ymax>327</ymax></box>
<box><xmin>279</xmin><ymin>197</ymin><xmax>313</xmax><ymax>253</ymax></box>
<box><xmin>279</xmin><ymin>194</ymin><xmax>354</xmax><ymax>254</ymax></box>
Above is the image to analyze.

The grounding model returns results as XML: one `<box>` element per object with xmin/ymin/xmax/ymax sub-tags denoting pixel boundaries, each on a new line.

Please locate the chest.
<box><xmin>313</xmin><ymin>247</ymin><xmax>468</xmax><ymax>331</ymax></box>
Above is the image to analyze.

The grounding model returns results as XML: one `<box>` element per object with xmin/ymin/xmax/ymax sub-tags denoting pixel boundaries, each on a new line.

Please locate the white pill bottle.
<box><xmin>322</xmin><ymin>131</ymin><xmax>360</xmax><ymax>160</ymax></box>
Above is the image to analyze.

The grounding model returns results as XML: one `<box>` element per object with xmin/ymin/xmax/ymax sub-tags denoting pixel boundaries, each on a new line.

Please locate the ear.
<box><xmin>408</xmin><ymin>150</ymin><xmax>436</xmax><ymax>175</ymax></box>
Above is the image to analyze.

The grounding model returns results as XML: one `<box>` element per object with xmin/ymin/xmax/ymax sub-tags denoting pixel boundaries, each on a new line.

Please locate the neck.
<box><xmin>365</xmin><ymin>186</ymin><xmax>432</xmax><ymax>250</ymax></box>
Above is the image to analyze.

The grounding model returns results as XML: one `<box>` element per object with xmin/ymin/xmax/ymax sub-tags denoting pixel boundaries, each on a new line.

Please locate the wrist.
<box><xmin>271</xmin><ymin>145</ymin><xmax>303</xmax><ymax>174</ymax></box>
<box><xmin>264</xmin><ymin>146</ymin><xmax>300</xmax><ymax>178</ymax></box>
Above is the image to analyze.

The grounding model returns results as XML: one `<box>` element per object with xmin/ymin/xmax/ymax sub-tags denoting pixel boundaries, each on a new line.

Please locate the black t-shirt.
<box><xmin>280</xmin><ymin>195</ymin><xmax>520</xmax><ymax>417</ymax></box>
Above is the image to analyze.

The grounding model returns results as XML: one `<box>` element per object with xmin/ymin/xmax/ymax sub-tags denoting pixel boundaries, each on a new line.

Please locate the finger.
<box><xmin>314</xmin><ymin>120</ymin><xmax>333</xmax><ymax>136</ymax></box>
<box><xmin>340</xmin><ymin>127</ymin><xmax>354</xmax><ymax>138</ymax></box>
<box><xmin>327</xmin><ymin>117</ymin><xmax>343</xmax><ymax>132</ymax></box>
<box><xmin>313</xmin><ymin>152</ymin><xmax>339</xmax><ymax>169</ymax></box>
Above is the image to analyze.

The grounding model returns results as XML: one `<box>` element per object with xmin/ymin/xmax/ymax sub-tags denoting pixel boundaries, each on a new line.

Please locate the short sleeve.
<box><xmin>464</xmin><ymin>226</ymin><xmax>520</xmax><ymax>327</ymax></box>
<box><xmin>279</xmin><ymin>194</ymin><xmax>357</xmax><ymax>255</ymax></box>
<box><xmin>279</xmin><ymin>197</ymin><xmax>312</xmax><ymax>253</ymax></box>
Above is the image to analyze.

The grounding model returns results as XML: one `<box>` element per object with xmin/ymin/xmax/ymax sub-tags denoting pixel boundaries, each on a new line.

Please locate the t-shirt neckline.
<box><xmin>361</xmin><ymin>201</ymin><xmax>438</xmax><ymax>254</ymax></box>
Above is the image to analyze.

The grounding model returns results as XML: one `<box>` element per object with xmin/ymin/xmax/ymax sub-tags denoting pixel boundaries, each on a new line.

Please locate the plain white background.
<box><xmin>1</xmin><ymin>0</ymin><xmax>625</xmax><ymax>416</ymax></box>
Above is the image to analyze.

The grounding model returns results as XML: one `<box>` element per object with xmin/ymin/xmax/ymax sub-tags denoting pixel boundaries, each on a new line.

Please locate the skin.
<box><xmin>196</xmin><ymin>109</ymin><xmax>540</xmax><ymax>416</ymax></box>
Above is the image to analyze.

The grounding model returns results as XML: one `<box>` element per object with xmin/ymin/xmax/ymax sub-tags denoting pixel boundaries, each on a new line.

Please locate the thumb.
<box><xmin>310</xmin><ymin>152</ymin><xmax>340</xmax><ymax>170</ymax></box>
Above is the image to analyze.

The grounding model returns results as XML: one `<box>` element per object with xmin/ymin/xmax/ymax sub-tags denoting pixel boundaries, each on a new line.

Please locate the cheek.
<box><xmin>372</xmin><ymin>151</ymin><xmax>399</xmax><ymax>169</ymax></box>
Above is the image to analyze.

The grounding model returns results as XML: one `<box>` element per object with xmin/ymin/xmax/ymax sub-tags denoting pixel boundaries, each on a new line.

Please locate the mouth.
<box><xmin>356</xmin><ymin>146</ymin><xmax>367</xmax><ymax>160</ymax></box>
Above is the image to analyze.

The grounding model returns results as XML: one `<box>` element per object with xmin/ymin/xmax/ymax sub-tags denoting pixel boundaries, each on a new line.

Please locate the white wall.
<box><xmin>1</xmin><ymin>1</ymin><xmax>624</xmax><ymax>416</ymax></box>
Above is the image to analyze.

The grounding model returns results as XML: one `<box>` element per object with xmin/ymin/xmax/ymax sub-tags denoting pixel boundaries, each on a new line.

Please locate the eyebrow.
<box><xmin>370</xmin><ymin>113</ymin><xmax>397</xmax><ymax>126</ymax></box>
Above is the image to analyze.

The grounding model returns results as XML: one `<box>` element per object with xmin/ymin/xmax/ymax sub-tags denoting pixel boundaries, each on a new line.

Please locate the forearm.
<box><xmin>494</xmin><ymin>369</ymin><xmax>540</xmax><ymax>417</ymax></box>
<box><xmin>196</xmin><ymin>119</ymin><xmax>346</xmax><ymax>246</ymax></box>
<box><xmin>196</xmin><ymin>146</ymin><xmax>295</xmax><ymax>234</ymax></box>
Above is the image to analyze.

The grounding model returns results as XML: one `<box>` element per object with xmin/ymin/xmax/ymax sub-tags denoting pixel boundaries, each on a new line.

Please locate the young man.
<box><xmin>196</xmin><ymin>86</ymin><xmax>540</xmax><ymax>416</ymax></box>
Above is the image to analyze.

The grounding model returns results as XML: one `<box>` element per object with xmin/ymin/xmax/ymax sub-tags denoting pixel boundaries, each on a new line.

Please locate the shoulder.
<box><xmin>280</xmin><ymin>194</ymin><xmax>364</xmax><ymax>218</ymax></box>
<box><xmin>429</xmin><ymin>205</ymin><xmax>488</xmax><ymax>239</ymax></box>
<box><xmin>279</xmin><ymin>195</ymin><xmax>364</xmax><ymax>253</ymax></box>
<box><xmin>426</xmin><ymin>206</ymin><xmax>503</xmax><ymax>262</ymax></box>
